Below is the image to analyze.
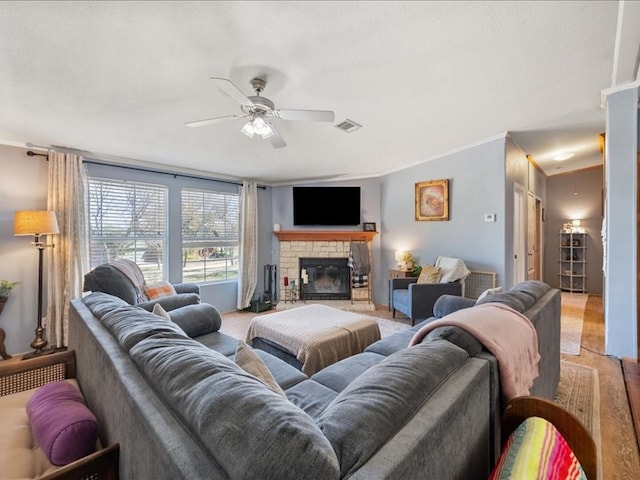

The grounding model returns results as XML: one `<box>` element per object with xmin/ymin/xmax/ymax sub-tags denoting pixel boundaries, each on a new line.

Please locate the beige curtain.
<box><xmin>236</xmin><ymin>181</ymin><xmax>258</xmax><ymax>309</ymax></box>
<box><xmin>46</xmin><ymin>151</ymin><xmax>89</xmax><ymax>347</ymax></box>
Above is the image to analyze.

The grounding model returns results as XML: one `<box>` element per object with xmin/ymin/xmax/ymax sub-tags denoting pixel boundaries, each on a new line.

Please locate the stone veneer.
<box><xmin>278</xmin><ymin>240</ymin><xmax>371</xmax><ymax>304</ymax></box>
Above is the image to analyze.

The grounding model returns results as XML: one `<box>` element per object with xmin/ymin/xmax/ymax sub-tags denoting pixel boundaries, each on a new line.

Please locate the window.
<box><xmin>182</xmin><ymin>188</ymin><xmax>239</xmax><ymax>282</ymax></box>
<box><xmin>88</xmin><ymin>178</ymin><xmax>168</xmax><ymax>283</ymax></box>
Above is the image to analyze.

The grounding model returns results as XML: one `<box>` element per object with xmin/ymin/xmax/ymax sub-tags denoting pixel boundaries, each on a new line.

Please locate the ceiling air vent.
<box><xmin>335</xmin><ymin>119</ymin><xmax>362</xmax><ymax>133</ymax></box>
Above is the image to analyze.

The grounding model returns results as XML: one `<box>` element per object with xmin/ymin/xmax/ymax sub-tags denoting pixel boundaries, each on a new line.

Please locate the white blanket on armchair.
<box><xmin>435</xmin><ymin>256</ymin><xmax>471</xmax><ymax>283</ymax></box>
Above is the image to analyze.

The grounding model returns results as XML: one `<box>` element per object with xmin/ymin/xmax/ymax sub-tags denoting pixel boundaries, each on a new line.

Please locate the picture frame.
<box><xmin>415</xmin><ymin>179</ymin><xmax>449</xmax><ymax>221</ymax></box>
<box><xmin>363</xmin><ymin>222</ymin><xmax>376</xmax><ymax>232</ymax></box>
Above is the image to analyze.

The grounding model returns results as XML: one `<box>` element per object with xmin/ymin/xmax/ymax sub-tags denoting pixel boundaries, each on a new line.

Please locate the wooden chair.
<box><xmin>501</xmin><ymin>396</ymin><xmax>597</xmax><ymax>480</ymax></box>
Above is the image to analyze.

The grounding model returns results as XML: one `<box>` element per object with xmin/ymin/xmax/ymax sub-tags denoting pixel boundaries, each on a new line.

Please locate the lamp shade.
<box><xmin>14</xmin><ymin>210</ymin><xmax>60</xmax><ymax>236</ymax></box>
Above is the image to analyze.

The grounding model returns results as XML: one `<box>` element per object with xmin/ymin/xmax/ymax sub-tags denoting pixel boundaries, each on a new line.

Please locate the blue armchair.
<box><xmin>390</xmin><ymin>277</ymin><xmax>462</xmax><ymax>325</ymax></box>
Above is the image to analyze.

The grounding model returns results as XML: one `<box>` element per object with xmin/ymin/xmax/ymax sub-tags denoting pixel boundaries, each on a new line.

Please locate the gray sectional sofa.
<box><xmin>69</xmin><ymin>280</ymin><xmax>560</xmax><ymax>480</ymax></box>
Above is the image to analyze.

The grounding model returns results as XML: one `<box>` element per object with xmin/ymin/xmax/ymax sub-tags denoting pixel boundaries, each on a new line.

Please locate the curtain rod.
<box><xmin>26</xmin><ymin>150</ymin><xmax>266</xmax><ymax>189</ymax></box>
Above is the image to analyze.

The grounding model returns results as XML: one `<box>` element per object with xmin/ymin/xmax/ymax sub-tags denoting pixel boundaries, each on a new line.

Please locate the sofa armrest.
<box><xmin>407</xmin><ymin>282</ymin><xmax>463</xmax><ymax>320</ymax></box>
<box><xmin>138</xmin><ymin>293</ymin><xmax>201</xmax><ymax>312</ymax></box>
<box><xmin>173</xmin><ymin>282</ymin><xmax>200</xmax><ymax>295</ymax></box>
<box><xmin>433</xmin><ymin>294</ymin><xmax>476</xmax><ymax>318</ymax></box>
<box><xmin>169</xmin><ymin>303</ymin><xmax>222</xmax><ymax>337</ymax></box>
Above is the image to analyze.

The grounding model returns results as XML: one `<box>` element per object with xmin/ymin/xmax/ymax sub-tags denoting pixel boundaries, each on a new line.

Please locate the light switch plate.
<box><xmin>484</xmin><ymin>213</ymin><xmax>496</xmax><ymax>223</ymax></box>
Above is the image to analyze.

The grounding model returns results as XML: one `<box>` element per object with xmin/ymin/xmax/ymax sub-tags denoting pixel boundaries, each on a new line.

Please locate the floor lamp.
<box><xmin>13</xmin><ymin>210</ymin><xmax>59</xmax><ymax>359</ymax></box>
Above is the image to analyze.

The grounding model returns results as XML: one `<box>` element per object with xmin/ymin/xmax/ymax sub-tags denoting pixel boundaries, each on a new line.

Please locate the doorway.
<box><xmin>514</xmin><ymin>183</ymin><xmax>526</xmax><ymax>284</ymax></box>
<box><xmin>527</xmin><ymin>193</ymin><xmax>542</xmax><ymax>280</ymax></box>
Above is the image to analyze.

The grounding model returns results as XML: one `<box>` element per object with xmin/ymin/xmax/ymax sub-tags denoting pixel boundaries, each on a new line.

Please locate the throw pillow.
<box><xmin>152</xmin><ymin>303</ymin><xmax>172</xmax><ymax>321</ymax></box>
<box><xmin>26</xmin><ymin>381</ymin><xmax>98</xmax><ymax>466</ymax></box>
<box><xmin>234</xmin><ymin>340</ymin><xmax>286</xmax><ymax>397</ymax></box>
<box><xmin>477</xmin><ymin>286</ymin><xmax>503</xmax><ymax>302</ymax></box>
<box><xmin>144</xmin><ymin>281</ymin><xmax>177</xmax><ymax>300</ymax></box>
<box><xmin>417</xmin><ymin>265</ymin><xmax>441</xmax><ymax>284</ymax></box>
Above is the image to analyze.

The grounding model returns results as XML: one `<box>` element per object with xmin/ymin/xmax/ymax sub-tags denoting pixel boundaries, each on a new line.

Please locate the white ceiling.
<box><xmin>1</xmin><ymin>1</ymin><xmax>638</xmax><ymax>185</ymax></box>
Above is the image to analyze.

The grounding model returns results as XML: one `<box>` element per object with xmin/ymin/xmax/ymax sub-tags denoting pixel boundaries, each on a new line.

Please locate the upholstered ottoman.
<box><xmin>246</xmin><ymin>304</ymin><xmax>381</xmax><ymax>375</ymax></box>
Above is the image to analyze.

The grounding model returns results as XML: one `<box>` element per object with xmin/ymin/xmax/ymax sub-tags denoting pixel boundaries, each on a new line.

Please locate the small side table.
<box><xmin>388</xmin><ymin>269</ymin><xmax>412</xmax><ymax>310</ymax></box>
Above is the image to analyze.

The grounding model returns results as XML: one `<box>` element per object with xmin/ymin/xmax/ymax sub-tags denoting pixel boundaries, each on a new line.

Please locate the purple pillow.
<box><xmin>26</xmin><ymin>381</ymin><xmax>98</xmax><ymax>466</ymax></box>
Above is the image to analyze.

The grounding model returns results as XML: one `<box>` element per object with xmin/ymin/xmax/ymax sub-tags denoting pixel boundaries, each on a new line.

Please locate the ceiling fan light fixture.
<box><xmin>241</xmin><ymin>120</ymin><xmax>255</xmax><ymax>138</ymax></box>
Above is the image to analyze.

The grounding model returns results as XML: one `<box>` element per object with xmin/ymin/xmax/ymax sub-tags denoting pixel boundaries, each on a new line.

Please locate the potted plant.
<box><xmin>0</xmin><ymin>280</ymin><xmax>19</xmax><ymax>315</ymax></box>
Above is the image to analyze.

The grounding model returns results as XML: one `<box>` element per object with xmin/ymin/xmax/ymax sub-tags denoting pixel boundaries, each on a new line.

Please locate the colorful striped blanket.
<box><xmin>490</xmin><ymin>416</ymin><xmax>587</xmax><ymax>479</ymax></box>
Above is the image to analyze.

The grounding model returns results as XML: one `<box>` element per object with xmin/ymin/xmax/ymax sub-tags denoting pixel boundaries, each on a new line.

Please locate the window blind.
<box><xmin>88</xmin><ymin>178</ymin><xmax>168</xmax><ymax>283</ymax></box>
<box><xmin>181</xmin><ymin>188</ymin><xmax>239</xmax><ymax>282</ymax></box>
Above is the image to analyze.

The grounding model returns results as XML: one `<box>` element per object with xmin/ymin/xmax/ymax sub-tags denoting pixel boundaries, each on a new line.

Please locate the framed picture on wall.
<box><xmin>415</xmin><ymin>179</ymin><xmax>449</xmax><ymax>221</ymax></box>
<box><xmin>363</xmin><ymin>222</ymin><xmax>376</xmax><ymax>231</ymax></box>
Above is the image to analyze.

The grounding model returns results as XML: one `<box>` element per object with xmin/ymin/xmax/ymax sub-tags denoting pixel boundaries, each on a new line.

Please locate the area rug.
<box><xmin>555</xmin><ymin>360</ymin><xmax>602</xmax><ymax>479</ymax></box>
<box><xmin>560</xmin><ymin>292</ymin><xmax>588</xmax><ymax>355</ymax></box>
<box><xmin>374</xmin><ymin>317</ymin><xmax>411</xmax><ymax>338</ymax></box>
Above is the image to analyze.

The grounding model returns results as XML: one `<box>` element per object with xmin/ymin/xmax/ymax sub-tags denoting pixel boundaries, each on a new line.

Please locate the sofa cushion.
<box><xmin>417</xmin><ymin>265</ymin><xmax>441</xmax><ymax>284</ymax></box>
<box><xmin>254</xmin><ymin>349</ymin><xmax>308</xmax><ymax>390</ymax></box>
<box><xmin>168</xmin><ymin>303</ymin><xmax>222</xmax><ymax>337</ymax></box>
<box><xmin>477</xmin><ymin>286</ymin><xmax>503</xmax><ymax>301</ymax></box>
<box><xmin>424</xmin><ymin>326</ymin><xmax>484</xmax><ymax>357</ymax></box>
<box><xmin>364</xmin><ymin>329</ymin><xmax>416</xmax><ymax>356</ymax></box>
<box><xmin>100</xmin><ymin>306</ymin><xmax>188</xmax><ymax>352</ymax></box>
<box><xmin>144</xmin><ymin>281</ymin><xmax>177</xmax><ymax>300</ymax></box>
<box><xmin>195</xmin><ymin>331</ymin><xmax>240</xmax><ymax>356</ymax></box>
<box><xmin>510</xmin><ymin>280</ymin><xmax>551</xmax><ymax>303</ymax></box>
<box><xmin>234</xmin><ymin>340</ymin><xmax>286</xmax><ymax>397</ymax></box>
<box><xmin>152</xmin><ymin>303</ymin><xmax>171</xmax><ymax>320</ymax></box>
<box><xmin>83</xmin><ymin>292</ymin><xmax>129</xmax><ymax>319</ymax></box>
<box><xmin>285</xmin><ymin>379</ymin><xmax>339</xmax><ymax>419</ymax></box>
<box><xmin>476</xmin><ymin>290</ymin><xmax>535</xmax><ymax>313</ymax></box>
<box><xmin>26</xmin><ymin>381</ymin><xmax>98</xmax><ymax>466</ymax></box>
<box><xmin>130</xmin><ymin>335</ymin><xmax>340</xmax><ymax>480</ymax></box>
<box><xmin>316</xmin><ymin>340</ymin><xmax>469</xmax><ymax>477</ymax></box>
<box><xmin>312</xmin><ymin>352</ymin><xmax>386</xmax><ymax>392</ymax></box>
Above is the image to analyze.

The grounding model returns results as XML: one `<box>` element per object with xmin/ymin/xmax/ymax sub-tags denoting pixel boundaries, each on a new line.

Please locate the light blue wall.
<box><xmin>380</xmin><ymin>137</ymin><xmax>507</xmax><ymax>299</ymax></box>
<box><xmin>603</xmin><ymin>84</ymin><xmax>638</xmax><ymax>358</ymax></box>
<box><xmin>271</xmin><ymin>177</ymin><xmax>383</xmax><ymax>301</ymax></box>
<box><xmin>0</xmin><ymin>145</ymin><xmax>50</xmax><ymax>355</ymax></box>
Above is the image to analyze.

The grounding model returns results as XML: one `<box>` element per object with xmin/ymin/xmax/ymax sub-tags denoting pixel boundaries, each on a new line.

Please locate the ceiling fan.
<box><xmin>186</xmin><ymin>77</ymin><xmax>335</xmax><ymax>149</ymax></box>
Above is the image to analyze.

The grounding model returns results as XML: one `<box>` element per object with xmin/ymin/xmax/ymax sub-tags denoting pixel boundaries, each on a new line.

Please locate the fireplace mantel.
<box><xmin>274</xmin><ymin>230</ymin><xmax>378</xmax><ymax>242</ymax></box>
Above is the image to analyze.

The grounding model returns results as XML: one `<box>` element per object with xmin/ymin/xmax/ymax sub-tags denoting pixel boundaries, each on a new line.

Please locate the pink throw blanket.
<box><xmin>409</xmin><ymin>303</ymin><xmax>540</xmax><ymax>400</ymax></box>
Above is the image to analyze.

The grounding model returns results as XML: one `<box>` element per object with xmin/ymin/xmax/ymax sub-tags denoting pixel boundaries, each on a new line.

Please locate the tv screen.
<box><xmin>293</xmin><ymin>186</ymin><xmax>361</xmax><ymax>226</ymax></box>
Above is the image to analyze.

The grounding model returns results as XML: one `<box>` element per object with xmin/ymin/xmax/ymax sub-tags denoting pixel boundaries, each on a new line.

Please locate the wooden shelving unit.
<box><xmin>559</xmin><ymin>232</ymin><xmax>587</xmax><ymax>293</ymax></box>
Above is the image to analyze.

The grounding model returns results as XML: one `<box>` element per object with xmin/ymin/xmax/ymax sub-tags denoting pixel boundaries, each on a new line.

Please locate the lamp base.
<box><xmin>22</xmin><ymin>346</ymin><xmax>67</xmax><ymax>361</ymax></box>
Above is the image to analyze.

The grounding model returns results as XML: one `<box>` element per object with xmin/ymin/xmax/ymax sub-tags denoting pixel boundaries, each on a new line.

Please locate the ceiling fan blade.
<box><xmin>185</xmin><ymin>114</ymin><xmax>247</xmax><ymax>128</ymax></box>
<box><xmin>268</xmin><ymin>123</ymin><xmax>286</xmax><ymax>149</ymax></box>
<box><xmin>275</xmin><ymin>109</ymin><xmax>335</xmax><ymax>122</ymax></box>
<box><xmin>210</xmin><ymin>78</ymin><xmax>255</xmax><ymax>107</ymax></box>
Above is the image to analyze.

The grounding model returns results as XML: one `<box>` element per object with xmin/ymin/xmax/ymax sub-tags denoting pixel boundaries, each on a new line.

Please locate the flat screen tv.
<box><xmin>293</xmin><ymin>186</ymin><xmax>361</xmax><ymax>226</ymax></box>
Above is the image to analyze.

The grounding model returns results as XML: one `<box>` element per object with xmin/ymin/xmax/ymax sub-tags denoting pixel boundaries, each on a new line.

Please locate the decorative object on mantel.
<box><xmin>363</xmin><ymin>222</ymin><xmax>376</xmax><ymax>232</ymax></box>
<box><xmin>415</xmin><ymin>179</ymin><xmax>449</xmax><ymax>221</ymax></box>
<box><xmin>0</xmin><ymin>279</ymin><xmax>19</xmax><ymax>360</ymax></box>
<box><xmin>13</xmin><ymin>210</ymin><xmax>60</xmax><ymax>359</ymax></box>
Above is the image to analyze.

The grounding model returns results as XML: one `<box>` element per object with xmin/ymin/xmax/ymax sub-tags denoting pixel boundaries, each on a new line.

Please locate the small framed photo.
<box><xmin>415</xmin><ymin>179</ymin><xmax>449</xmax><ymax>221</ymax></box>
<box><xmin>363</xmin><ymin>222</ymin><xmax>376</xmax><ymax>232</ymax></box>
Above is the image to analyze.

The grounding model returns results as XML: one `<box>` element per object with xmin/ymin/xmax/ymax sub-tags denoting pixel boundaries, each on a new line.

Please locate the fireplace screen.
<box><xmin>299</xmin><ymin>257</ymin><xmax>350</xmax><ymax>301</ymax></box>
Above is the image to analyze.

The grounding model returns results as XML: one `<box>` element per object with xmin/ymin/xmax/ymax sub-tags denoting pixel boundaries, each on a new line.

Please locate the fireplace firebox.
<box><xmin>299</xmin><ymin>257</ymin><xmax>350</xmax><ymax>301</ymax></box>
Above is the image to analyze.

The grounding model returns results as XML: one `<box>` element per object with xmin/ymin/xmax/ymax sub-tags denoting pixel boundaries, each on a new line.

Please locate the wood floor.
<box><xmin>221</xmin><ymin>296</ymin><xmax>640</xmax><ymax>479</ymax></box>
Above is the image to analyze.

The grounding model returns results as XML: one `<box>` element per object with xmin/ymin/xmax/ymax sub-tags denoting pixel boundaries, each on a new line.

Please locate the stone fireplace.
<box><xmin>299</xmin><ymin>257</ymin><xmax>350</xmax><ymax>301</ymax></box>
<box><xmin>274</xmin><ymin>230</ymin><xmax>377</xmax><ymax>309</ymax></box>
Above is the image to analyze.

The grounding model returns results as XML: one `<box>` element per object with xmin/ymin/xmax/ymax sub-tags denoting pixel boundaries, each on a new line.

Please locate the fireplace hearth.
<box><xmin>299</xmin><ymin>257</ymin><xmax>350</xmax><ymax>301</ymax></box>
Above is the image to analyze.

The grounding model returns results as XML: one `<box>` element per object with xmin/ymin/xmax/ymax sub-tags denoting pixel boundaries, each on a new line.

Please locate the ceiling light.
<box><xmin>553</xmin><ymin>152</ymin><xmax>575</xmax><ymax>161</ymax></box>
<box><xmin>241</xmin><ymin>114</ymin><xmax>274</xmax><ymax>139</ymax></box>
